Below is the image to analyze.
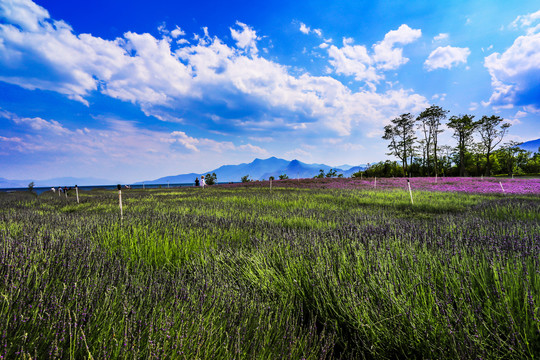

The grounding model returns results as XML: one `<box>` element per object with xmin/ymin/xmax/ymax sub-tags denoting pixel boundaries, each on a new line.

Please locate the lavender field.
<box><xmin>1</xmin><ymin>178</ymin><xmax>539</xmax><ymax>359</ymax></box>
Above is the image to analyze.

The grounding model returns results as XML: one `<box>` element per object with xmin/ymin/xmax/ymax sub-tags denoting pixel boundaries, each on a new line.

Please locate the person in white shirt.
<box><xmin>200</xmin><ymin>175</ymin><xmax>206</xmax><ymax>188</ymax></box>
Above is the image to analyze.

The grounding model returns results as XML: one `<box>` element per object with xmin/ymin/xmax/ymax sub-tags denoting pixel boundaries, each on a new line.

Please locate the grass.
<box><xmin>1</xmin><ymin>183</ymin><xmax>539</xmax><ymax>359</ymax></box>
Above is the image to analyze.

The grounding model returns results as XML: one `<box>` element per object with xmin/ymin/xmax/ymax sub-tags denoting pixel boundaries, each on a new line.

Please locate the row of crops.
<box><xmin>1</xmin><ymin>183</ymin><xmax>539</xmax><ymax>358</ymax></box>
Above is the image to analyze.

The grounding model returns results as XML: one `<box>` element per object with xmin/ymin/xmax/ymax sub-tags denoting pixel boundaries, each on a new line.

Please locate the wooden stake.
<box><xmin>374</xmin><ymin>177</ymin><xmax>377</xmax><ymax>188</ymax></box>
<box><xmin>270</xmin><ymin>179</ymin><xmax>272</xmax><ymax>191</ymax></box>
<box><xmin>75</xmin><ymin>185</ymin><xmax>79</xmax><ymax>204</ymax></box>
<box><xmin>499</xmin><ymin>181</ymin><xmax>505</xmax><ymax>194</ymax></box>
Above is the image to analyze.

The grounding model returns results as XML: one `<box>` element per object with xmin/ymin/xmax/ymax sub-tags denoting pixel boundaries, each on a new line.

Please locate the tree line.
<box><xmin>361</xmin><ymin>105</ymin><xmax>540</xmax><ymax>178</ymax></box>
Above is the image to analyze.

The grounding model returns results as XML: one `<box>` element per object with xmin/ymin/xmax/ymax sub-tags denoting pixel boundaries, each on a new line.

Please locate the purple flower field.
<box><xmin>230</xmin><ymin>176</ymin><xmax>540</xmax><ymax>195</ymax></box>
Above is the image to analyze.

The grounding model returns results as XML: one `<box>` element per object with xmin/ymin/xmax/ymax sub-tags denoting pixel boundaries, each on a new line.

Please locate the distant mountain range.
<box><xmin>139</xmin><ymin>157</ymin><xmax>368</xmax><ymax>184</ymax></box>
<box><xmin>519</xmin><ymin>138</ymin><xmax>540</xmax><ymax>153</ymax></box>
<box><xmin>0</xmin><ymin>158</ymin><xmax>367</xmax><ymax>188</ymax></box>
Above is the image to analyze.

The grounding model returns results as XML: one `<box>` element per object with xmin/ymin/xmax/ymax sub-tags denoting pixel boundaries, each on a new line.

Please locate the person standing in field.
<box><xmin>195</xmin><ymin>177</ymin><xmax>200</xmax><ymax>186</ymax></box>
<box><xmin>200</xmin><ymin>175</ymin><xmax>206</xmax><ymax>188</ymax></box>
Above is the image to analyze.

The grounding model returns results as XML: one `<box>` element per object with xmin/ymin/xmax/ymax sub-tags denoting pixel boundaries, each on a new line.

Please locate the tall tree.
<box><xmin>497</xmin><ymin>141</ymin><xmax>529</xmax><ymax>175</ymax></box>
<box><xmin>478</xmin><ymin>115</ymin><xmax>510</xmax><ymax>175</ymax></box>
<box><xmin>416</xmin><ymin>116</ymin><xmax>432</xmax><ymax>174</ymax></box>
<box><xmin>383</xmin><ymin>113</ymin><xmax>416</xmax><ymax>175</ymax></box>
<box><xmin>416</xmin><ymin>105</ymin><xmax>449</xmax><ymax>176</ymax></box>
<box><xmin>447</xmin><ymin>114</ymin><xmax>477</xmax><ymax>176</ymax></box>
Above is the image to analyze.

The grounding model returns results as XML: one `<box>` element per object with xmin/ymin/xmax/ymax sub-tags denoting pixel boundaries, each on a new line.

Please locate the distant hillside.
<box><xmin>139</xmin><ymin>173</ymin><xmax>201</xmax><ymax>185</ymax></box>
<box><xmin>519</xmin><ymin>138</ymin><xmax>540</xmax><ymax>153</ymax></box>
<box><xmin>141</xmin><ymin>157</ymin><xmax>368</xmax><ymax>184</ymax></box>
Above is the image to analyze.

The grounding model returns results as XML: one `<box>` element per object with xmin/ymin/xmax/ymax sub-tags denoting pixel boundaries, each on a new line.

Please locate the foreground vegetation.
<box><xmin>1</xmin><ymin>182</ymin><xmax>539</xmax><ymax>359</ymax></box>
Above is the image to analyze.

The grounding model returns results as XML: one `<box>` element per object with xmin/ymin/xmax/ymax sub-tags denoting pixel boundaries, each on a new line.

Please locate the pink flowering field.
<box><xmin>231</xmin><ymin>177</ymin><xmax>540</xmax><ymax>195</ymax></box>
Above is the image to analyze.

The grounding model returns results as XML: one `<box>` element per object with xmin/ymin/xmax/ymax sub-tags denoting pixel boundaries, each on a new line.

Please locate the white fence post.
<box><xmin>407</xmin><ymin>179</ymin><xmax>414</xmax><ymax>205</ymax></box>
<box><xmin>118</xmin><ymin>184</ymin><xmax>123</xmax><ymax>220</ymax></box>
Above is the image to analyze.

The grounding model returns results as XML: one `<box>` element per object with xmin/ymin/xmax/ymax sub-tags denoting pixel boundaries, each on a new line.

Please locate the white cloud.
<box><xmin>432</xmin><ymin>93</ymin><xmax>446</xmax><ymax>101</ymax></box>
<box><xmin>170</xmin><ymin>131</ymin><xmax>200</xmax><ymax>151</ymax></box>
<box><xmin>484</xmin><ymin>31</ymin><xmax>540</xmax><ymax>109</ymax></box>
<box><xmin>433</xmin><ymin>33</ymin><xmax>449</xmax><ymax>41</ymax></box>
<box><xmin>230</xmin><ymin>21</ymin><xmax>259</xmax><ymax>55</ymax></box>
<box><xmin>510</xmin><ymin>10</ymin><xmax>540</xmax><ymax>34</ymax></box>
<box><xmin>237</xmin><ymin>144</ymin><xmax>268</xmax><ymax>155</ymax></box>
<box><xmin>372</xmin><ymin>24</ymin><xmax>422</xmax><ymax>70</ymax></box>
<box><xmin>327</xmin><ymin>24</ymin><xmax>421</xmax><ymax>85</ymax></box>
<box><xmin>484</xmin><ymin>10</ymin><xmax>540</xmax><ymax>109</ymax></box>
<box><xmin>424</xmin><ymin>46</ymin><xmax>470</xmax><ymax>71</ymax></box>
<box><xmin>328</xmin><ymin>41</ymin><xmax>378</xmax><ymax>83</ymax></box>
<box><xmin>299</xmin><ymin>23</ymin><xmax>322</xmax><ymax>37</ymax></box>
<box><xmin>13</xmin><ymin>116</ymin><xmax>69</xmax><ymax>134</ymax></box>
<box><xmin>299</xmin><ymin>22</ymin><xmax>310</xmax><ymax>34</ymax></box>
<box><xmin>481</xmin><ymin>44</ymin><xmax>494</xmax><ymax>53</ymax></box>
<box><xmin>0</xmin><ymin>135</ymin><xmax>23</xmax><ymax>143</ymax></box>
<box><xmin>170</xmin><ymin>26</ymin><xmax>185</xmax><ymax>38</ymax></box>
<box><xmin>0</xmin><ymin>0</ymin><xmax>48</xmax><ymax>32</ymax></box>
<box><xmin>0</xmin><ymin>0</ymin><xmax>428</xmax><ymax>139</ymax></box>
<box><xmin>515</xmin><ymin>110</ymin><xmax>527</xmax><ymax>118</ymax></box>
<box><xmin>343</xmin><ymin>37</ymin><xmax>354</xmax><ymax>45</ymax></box>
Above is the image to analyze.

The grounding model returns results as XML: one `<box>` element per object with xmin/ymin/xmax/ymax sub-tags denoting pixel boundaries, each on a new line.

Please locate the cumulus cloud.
<box><xmin>484</xmin><ymin>13</ymin><xmax>540</xmax><ymax>109</ymax></box>
<box><xmin>327</xmin><ymin>24</ymin><xmax>421</xmax><ymax>86</ymax></box>
<box><xmin>372</xmin><ymin>24</ymin><xmax>422</xmax><ymax>70</ymax></box>
<box><xmin>328</xmin><ymin>40</ymin><xmax>378</xmax><ymax>84</ymax></box>
<box><xmin>0</xmin><ymin>0</ymin><xmax>428</xmax><ymax>138</ymax></box>
<box><xmin>424</xmin><ymin>46</ymin><xmax>470</xmax><ymax>71</ymax></box>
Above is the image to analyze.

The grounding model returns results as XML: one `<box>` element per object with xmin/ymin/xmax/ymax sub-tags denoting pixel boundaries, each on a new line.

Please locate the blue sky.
<box><xmin>1</xmin><ymin>0</ymin><xmax>539</xmax><ymax>182</ymax></box>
